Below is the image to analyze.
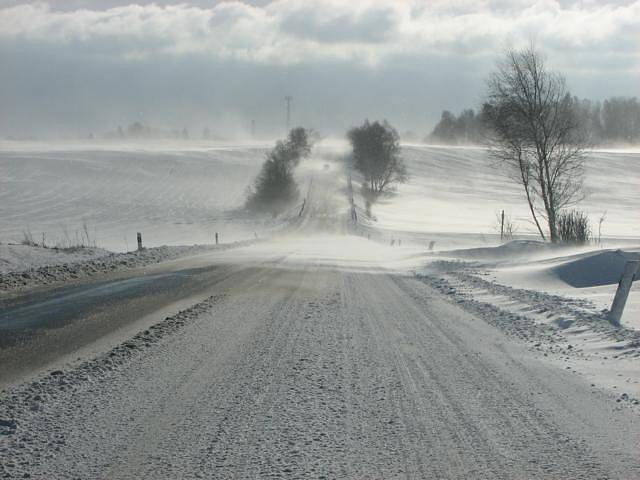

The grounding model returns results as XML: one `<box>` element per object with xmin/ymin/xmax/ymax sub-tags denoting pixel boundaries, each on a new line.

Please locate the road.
<box><xmin>2</xmin><ymin>168</ymin><xmax>640</xmax><ymax>478</ymax></box>
<box><xmin>0</xmin><ymin>261</ymin><xmax>258</xmax><ymax>387</ymax></box>
<box><xmin>3</xmin><ymin>263</ymin><xmax>640</xmax><ymax>478</ymax></box>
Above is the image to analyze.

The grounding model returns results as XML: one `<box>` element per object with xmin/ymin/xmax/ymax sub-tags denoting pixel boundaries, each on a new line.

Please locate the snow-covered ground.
<box><xmin>3</xmin><ymin>263</ymin><xmax>639</xmax><ymax>479</ymax></box>
<box><xmin>0</xmin><ymin>242</ymin><xmax>258</xmax><ymax>293</ymax></box>
<box><xmin>344</xmin><ymin>144</ymin><xmax>640</xmax><ymax>332</ymax></box>
<box><xmin>2</xmin><ymin>140</ymin><xmax>638</xmax><ymax>324</ymax></box>
<box><xmin>0</xmin><ymin>243</ymin><xmax>109</xmax><ymax>274</ymax></box>
<box><xmin>347</xmin><ymin>144</ymin><xmax>640</xmax><ymax>411</ymax></box>
<box><xmin>368</xmin><ymin>145</ymin><xmax>640</xmax><ymax>240</ymax></box>
<box><xmin>487</xmin><ymin>245</ymin><xmax>640</xmax><ymax>328</ymax></box>
<box><xmin>3</xmin><ymin>141</ymin><xmax>637</xmax><ymax>252</ymax></box>
<box><xmin>2</xmin><ymin>142</ymin><xmax>640</xmax><ymax>478</ymax></box>
<box><xmin>0</xmin><ymin>141</ymin><xmax>271</xmax><ymax>252</ymax></box>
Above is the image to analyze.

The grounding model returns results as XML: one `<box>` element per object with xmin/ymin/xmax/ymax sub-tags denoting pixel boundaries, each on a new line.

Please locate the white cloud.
<box><xmin>0</xmin><ymin>1</ymin><xmax>638</xmax><ymax>69</ymax></box>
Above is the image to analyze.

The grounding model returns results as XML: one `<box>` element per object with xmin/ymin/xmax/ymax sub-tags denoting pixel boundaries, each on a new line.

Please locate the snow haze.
<box><xmin>2</xmin><ymin>3</ymin><xmax>640</xmax><ymax>478</ymax></box>
<box><xmin>1</xmin><ymin>1</ymin><xmax>639</xmax><ymax>138</ymax></box>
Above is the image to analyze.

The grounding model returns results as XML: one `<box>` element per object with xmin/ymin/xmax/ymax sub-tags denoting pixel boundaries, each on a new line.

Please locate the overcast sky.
<box><xmin>1</xmin><ymin>0</ymin><xmax>639</xmax><ymax>138</ymax></box>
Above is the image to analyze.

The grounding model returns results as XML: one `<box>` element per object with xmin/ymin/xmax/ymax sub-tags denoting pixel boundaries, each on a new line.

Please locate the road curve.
<box><xmin>2</xmin><ymin>265</ymin><xmax>639</xmax><ymax>479</ymax></box>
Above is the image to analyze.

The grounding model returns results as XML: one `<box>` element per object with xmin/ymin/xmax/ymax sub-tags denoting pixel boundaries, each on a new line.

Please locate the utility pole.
<box><xmin>284</xmin><ymin>95</ymin><xmax>292</xmax><ymax>132</ymax></box>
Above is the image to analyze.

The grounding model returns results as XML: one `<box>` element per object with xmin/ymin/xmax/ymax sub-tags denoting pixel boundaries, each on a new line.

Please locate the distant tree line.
<box><xmin>573</xmin><ymin>97</ymin><xmax>640</xmax><ymax>144</ymax></box>
<box><xmin>428</xmin><ymin>97</ymin><xmax>640</xmax><ymax>146</ymax></box>
<box><xmin>428</xmin><ymin>109</ymin><xmax>487</xmax><ymax>145</ymax></box>
<box><xmin>103</xmin><ymin>122</ymin><xmax>218</xmax><ymax>140</ymax></box>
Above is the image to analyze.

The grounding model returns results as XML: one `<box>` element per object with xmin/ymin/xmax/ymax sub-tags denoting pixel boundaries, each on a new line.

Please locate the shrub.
<box><xmin>246</xmin><ymin>128</ymin><xmax>313</xmax><ymax>216</ymax></box>
<box><xmin>557</xmin><ymin>210</ymin><xmax>591</xmax><ymax>245</ymax></box>
<box><xmin>21</xmin><ymin>229</ymin><xmax>38</xmax><ymax>247</ymax></box>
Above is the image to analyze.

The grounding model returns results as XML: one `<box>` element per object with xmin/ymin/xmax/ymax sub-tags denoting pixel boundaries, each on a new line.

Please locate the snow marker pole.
<box><xmin>608</xmin><ymin>260</ymin><xmax>639</xmax><ymax>325</ymax></box>
<box><xmin>137</xmin><ymin>232</ymin><xmax>142</xmax><ymax>251</ymax></box>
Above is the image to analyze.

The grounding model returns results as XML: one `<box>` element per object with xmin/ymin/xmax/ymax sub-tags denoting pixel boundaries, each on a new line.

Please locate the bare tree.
<box><xmin>483</xmin><ymin>46</ymin><xmax>588</xmax><ymax>242</ymax></box>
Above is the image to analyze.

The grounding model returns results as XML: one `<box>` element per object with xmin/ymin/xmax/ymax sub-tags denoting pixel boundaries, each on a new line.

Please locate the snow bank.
<box><xmin>0</xmin><ymin>242</ymin><xmax>256</xmax><ymax>293</ymax></box>
<box><xmin>419</xmin><ymin>268</ymin><xmax>640</xmax><ymax>409</ymax></box>
<box><xmin>425</xmin><ymin>241</ymin><xmax>640</xmax><ymax>330</ymax></box>
<box><xmin>552</xmin><ymin>249</ymin><xmax>640</xmax><ymax>288</ymax></box>
<box><xmin>438</xmin><ymin>240</ymin><xmax>560</xmax><ymax>261</ymax></box>
<box><xmin>0</xmin><ymin>243</ymin><xmax>109</xmax><ymax>274</ymax></box>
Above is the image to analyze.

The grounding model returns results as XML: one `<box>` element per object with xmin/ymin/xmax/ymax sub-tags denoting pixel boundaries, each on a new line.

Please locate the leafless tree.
<box><xmin>483</xmin><ymin>45</ymin><xmax>588</xmax><ymax>242</ymax></box>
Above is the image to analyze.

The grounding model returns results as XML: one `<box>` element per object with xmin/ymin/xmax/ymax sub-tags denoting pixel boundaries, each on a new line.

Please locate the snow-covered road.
<box><xmin>2</xmin><ymin>264</ymin><xmax>640</xmax><ymax>479</ymax></box>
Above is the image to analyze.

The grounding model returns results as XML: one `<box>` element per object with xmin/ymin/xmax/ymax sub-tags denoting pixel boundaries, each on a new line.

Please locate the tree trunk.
<box><xmin>518</xmin><ymin>154</ymin><xmax>546</xmax><ymax>241</ymax></box>
<box><xmin>547</xmin><ymin>207</ymin><xmax>559</xmax><ymax>243</ymax></box>
<box><xmin>525</xmin><ymin>186</ymin><xmax>546</xmax><ymax>240</ymax></box>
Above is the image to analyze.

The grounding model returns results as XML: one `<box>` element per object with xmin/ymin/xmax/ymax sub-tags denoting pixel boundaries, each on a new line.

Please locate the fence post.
<box><xmin>137</xmin><ymin>232</ymin><xmax>142</xmax><ymax>251</ymax></box>
<box><xmin>215</xmin><ymin>232</ymin><xmax>219</xmax><ymax>245</ymax></box>
<box><xmin>500</xmin><ymin>210</ymin><xmax>505</xmax><ymax>242</ymax></box>
<box><xmin>608</xmin><ymin>260</ymin><xmax>639</xmax><ymax>325</ymax></box>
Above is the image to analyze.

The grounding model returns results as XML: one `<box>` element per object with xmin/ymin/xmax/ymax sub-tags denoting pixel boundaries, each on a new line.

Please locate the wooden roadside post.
<box><xmin>500</xmin><ymin>210</ymin><xmax>505</xmax><ymax>242</ymax></box>
<box><xmin>215</xmin><ymin>232</ymin><xmax>219</xmax><ymax>245</ymax></box>
<box><xmin>608</xmin><ymin>260</ymin><xmax>639</xmax><ymax>325</ymax></box>
<box><xmin>137</xmin><ymin>232</ymin><xmax>142</xmax><ymax>251</ymax></box>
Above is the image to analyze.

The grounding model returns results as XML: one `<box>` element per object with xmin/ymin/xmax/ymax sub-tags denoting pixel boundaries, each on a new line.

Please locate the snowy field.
<box><xmin>370</xmin><ymin>145</ymin><xmax>640</xmax><ymax>240</ymax></box>
<box><xmin>2</xmin><ymin>140</ymin><xmax>638</xmax><ymax>329</ymax></box>
<box><xmin>3</xmin><ymin>142</ymin><xmax>637</xmax><ymax>251</ymax></box>
<box><xmin>0</xmin><ymin>141</ymin><xmax>270</xmax><ymax>252</ymax></box>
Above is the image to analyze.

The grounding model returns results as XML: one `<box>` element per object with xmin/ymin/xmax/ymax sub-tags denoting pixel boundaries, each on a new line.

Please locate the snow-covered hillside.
<box><xmin>2</xmin><ymin>142</ymin><xmax>638</xmax><ymax>328</ymax></box>
<box><xmin>3</xmin><ymin>142</ymin><xmax>637</xmax><ymax>254</ymax></box>
<box><xmin>0</xmin><ymin>142</ymin><xmax>269</xmax><ymax>251</ymax></box>
<box><xmin>370</xmin><ymin>145</ymin><xmax>640</xmax><ymax>240</ymax></box>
